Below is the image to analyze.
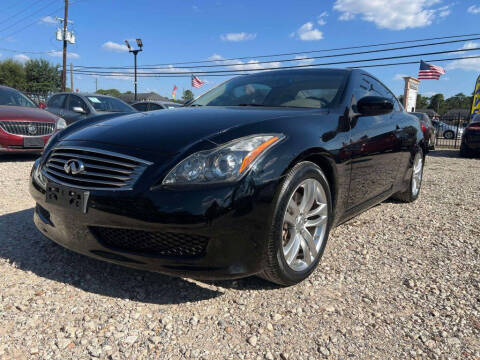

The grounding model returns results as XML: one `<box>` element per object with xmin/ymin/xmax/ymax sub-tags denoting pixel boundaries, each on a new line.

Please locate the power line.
<box><xmin>85</xmin><ymin>32</ymin><xmax>480</xmax><ymax>68</ymax></box>
<box><xmin>0</xmin><ymin>0</ymin><xmax>40</xmax><ymax>26</ymax></box>
<box><xmin>66</xmin><ymin>46</ymin><xmax>480</xmax><ymax>76</ymax></box>
<box><xmin>0</xmin><ymin>0</ymin><xmax>58</xmax><ymax>34</ymax></box>
<box><xmin>69</xmin><ymin>55</ymin><xmax>480</xmax><ymax>78</ymax></box>
<box><xmin>74</xmin><ymin>36</ymin><xmax>480</xmax><ymax>71</ymax></box>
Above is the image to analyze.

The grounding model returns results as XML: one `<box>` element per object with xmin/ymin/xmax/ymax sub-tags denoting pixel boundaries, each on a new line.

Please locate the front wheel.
<box><xmin>460</xmin><ymin>143</ymin><xmax>471</xmax><ymax>158</ymax></box>
<box><xmin>260</xmin><ymin>162</ymin><xmax>332</xmax><ymax>286</ymax></box>
<box><xmin>392</xmin><ymin>149</ymin><xmax>424</xmax><ymax>203</ymax></box>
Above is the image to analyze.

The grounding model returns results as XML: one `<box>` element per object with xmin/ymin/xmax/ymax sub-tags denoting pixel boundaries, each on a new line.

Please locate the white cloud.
<box><xmin>207</xmin><ymin>54</ymin><xmax>281</xmax><ymax>71</ymax></box>
<box><xmin>220</xmin><ymin>32</ymin><xmax>257</xmax><ymax>42</ymax></box>
<box><xmin>394</xmin><ymin>74</ymin><xmax>407</xmax><ymax>81</ymax></box>
<box><xmin>13</xmin><ymin>54</ymin><xmax>30</xmax><ymax>63</ymax></box>
<box><xmin>446</xmin><ymin>41</ymin><xmax>480</xmax><ymax>71</ymax></box>
<box><xmin>468</xmin><ymin>5</ymin><xmax>480</xmax><ymax>14</ymax></box>
<box><xmin>317</xmin><ymin>12</ymin><xmax>328</xmax><ymax>25</ymax></box>
<box><xmin>48</xmin><ymin>50</ymin><xmax>80</xmax><ymax>59</ymax></box>
<box><xmin>333</xmin><ymin>0</ymin><xmax>451</xmax><ymax>30</ymax></box>
<box><xmin>40</xmin><ymin>16</ymin><xmax>57</xmax><ymax>24</ymax></box>
<box><xmin>295</xmin><ymin>55</ymin><xmax>315</xmax><ymax>66</ymax></box>
<box><xmin>102</xmin><ymin>41</ymin><xmax>129</xmax><ymax>52</ymax></box>
<box><xmin>291</xmin><ymin>22</ymin><xmax>323</xmax><ymax>41</ymax></box>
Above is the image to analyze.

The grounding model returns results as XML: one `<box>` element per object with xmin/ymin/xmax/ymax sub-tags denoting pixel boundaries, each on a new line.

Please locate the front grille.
<box><xmin>0</xmin><ymin>121</ymin><xmax>55</xmax><ymax>136</ymax></box>
<box><xmin>43</xmin><ymin>147</ymin><xmax>152</xmax><ymax>190</ymax></box>
<box><xmin>91</xmin><ymin>227</ymin><xmax>209</xmax><ymax>258</ymax></box>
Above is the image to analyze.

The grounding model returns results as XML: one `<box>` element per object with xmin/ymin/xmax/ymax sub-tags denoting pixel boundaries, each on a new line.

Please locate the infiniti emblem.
<box><xmin>64</xmin><ymin>159</ymin><xmax>85</xmax><ymax>175</ymax></box>
<box><xmin>27</xmin><ymin>124</ymin><xmax>37</xmax><ymax>135</ymax></box>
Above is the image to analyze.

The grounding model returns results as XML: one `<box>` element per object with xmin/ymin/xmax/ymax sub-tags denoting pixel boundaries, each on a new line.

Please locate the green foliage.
<box><xmin>416</xmin><ymin>94</ymin><xmax>429</xmax><ymax>109</ymax></box>
<box><xmin>182</xmin><ymin>89</ymin><xmax>194</xmax><ymax>102</ymax></box>
<box><xmin>0</xmin><ymin>59</ymin><xmax>26</xmax><ymax>89</ymax></box>
<box><xmin>24</xmin><ymin>59</ymin><xmax>61</xmax><ymax>92</ymax></box>
<box><xmin>96</xmin><ymin>88</ymin><xmax>122</xmax><ymax>97</ymax></box>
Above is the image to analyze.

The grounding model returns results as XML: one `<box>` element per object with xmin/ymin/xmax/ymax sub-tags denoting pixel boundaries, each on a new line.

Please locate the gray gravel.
<box><xmin>0</xmin><ymin>150</ymin><xmax>479</xmax><ymax>360</ymax></box>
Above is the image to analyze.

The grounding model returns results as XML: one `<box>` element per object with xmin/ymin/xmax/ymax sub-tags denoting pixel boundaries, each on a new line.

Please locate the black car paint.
<box><xmin>30</xmin><ymin>69</ymin><xmax>424</xmax><ymax>279</ymax></box>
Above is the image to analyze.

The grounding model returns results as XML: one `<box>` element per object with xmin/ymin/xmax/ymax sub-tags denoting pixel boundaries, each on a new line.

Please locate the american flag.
<box><xmin>191</xmin><ymin>75</ymin><xmax>205</xmax><ymax>88</ymax></box>
<box><xmin>418</xmin><ymin>60</ymin><xmax>446</xmax><ymax>80</ymax></box>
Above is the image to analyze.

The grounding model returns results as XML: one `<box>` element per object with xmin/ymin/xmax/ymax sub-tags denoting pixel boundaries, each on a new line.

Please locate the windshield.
<box><xmin>0</xmin><ymin>88</ymin><xmax>37</xmax><ymax>108</ymax></box>
<box><xmin>86</xmin><ymin>96</ymin><xmax>134</xmax><ymax>112</ymax></box>
<box><xmin>191</xmin><ymin>70</ymin><xmax>348</xmax><ymax>109</ymax></box>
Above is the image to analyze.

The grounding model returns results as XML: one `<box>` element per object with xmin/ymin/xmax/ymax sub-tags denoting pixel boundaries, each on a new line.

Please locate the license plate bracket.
<box><xmin>24</xmin><ymin>137</ymin><xmax>44</xmax><ymax>148</ymax></box>
<box><xmin>45</xmin><ymin>182</ymin><xmax>89</xmax><ymax>213</ymax></box>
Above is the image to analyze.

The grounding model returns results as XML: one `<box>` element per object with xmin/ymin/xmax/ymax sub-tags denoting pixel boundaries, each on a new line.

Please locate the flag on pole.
<box><xmin>418</xmin><ymin>60</ymin><xmax>446</xmax><ymax>80</ymax></box>
<box><xmin>191</xmin><ymin>75</ymin><xmax>205</xmax><ymax>89</ymax></box>
<box><xmin>172</xmin><ymin>85</ymin><xmax>178</xmax><ymax>100</ymax></box>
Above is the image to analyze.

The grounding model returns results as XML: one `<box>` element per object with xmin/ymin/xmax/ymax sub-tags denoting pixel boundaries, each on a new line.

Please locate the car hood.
<box><xmin>60</xmin><ymin>107</ymin><xmax>312</xmax><ymax>154</ymax></box>
<box><xmin>0</xmin><ymin>105</ymin><xmax>59</xmax><ymax>122</ymax></box>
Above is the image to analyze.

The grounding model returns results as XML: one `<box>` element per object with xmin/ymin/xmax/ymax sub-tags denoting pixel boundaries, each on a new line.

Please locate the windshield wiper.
<box><xmin>189</xmin><ymin>104</ymin><xmax>203</xmax><ymax>107</ymax></box>
<box><xmin>237</xmin><ymin>103</ymin><xmax>265</xmax><ymax>107</ymax></box>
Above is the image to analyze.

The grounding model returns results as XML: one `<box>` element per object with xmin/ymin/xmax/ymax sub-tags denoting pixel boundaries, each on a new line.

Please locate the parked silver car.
<box><xmin>432</xmin><ymin>120</ymin><xmax>464</xmax><ymax>139</ymax></box>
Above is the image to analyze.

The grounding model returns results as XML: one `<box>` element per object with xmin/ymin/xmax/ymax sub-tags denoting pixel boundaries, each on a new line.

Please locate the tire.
<box><xmin>392</xmin><ymin>148</ymin><xmax>424</xmax><ymax>203</ymax></box>
<box><xmin>260</xmin><ymin>161</ymin><xmax>332</xmax><ymax>286</ymax></box>
<box><xmin>460</xmin><ymin>143</ymin><xmax>471</xmax><ymax>158</ymax></box>
<box><xmin>444</xmin><ymin>130</ymin><xmax>454</xmax><ymax>140</ymax></box>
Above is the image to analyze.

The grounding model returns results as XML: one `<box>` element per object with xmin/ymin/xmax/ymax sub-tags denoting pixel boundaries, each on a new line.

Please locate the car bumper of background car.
<box><xmin>29</xmin><ymin>173</ymin><xmax>280</xmax><ymax>280</ymax></box>
<box><xmin>0</xmin><ymin>129</ymin><xmax>49</xmax><ymax>153</ymax></box>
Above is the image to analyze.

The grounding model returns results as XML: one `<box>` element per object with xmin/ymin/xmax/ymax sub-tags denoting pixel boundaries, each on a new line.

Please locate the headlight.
<box><xmin>32</xmin><ymin>159</ymin><xmax>46</xmax><ymax>190</ymax></box>
<box><xmin>162</xmin><ymin>134</ymin><xmax>284</xmax><ymax>185</ymax></box>
<box><xmin>56</xmin><ymin>118</ymin><xmax>67</xmax><ymax>130</ymax></box>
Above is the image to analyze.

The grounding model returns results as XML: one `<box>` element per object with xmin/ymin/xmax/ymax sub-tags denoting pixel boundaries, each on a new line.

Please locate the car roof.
<box><xmin>133</xmin><ymin>101</ymin><xmax>180</xmax><ymax>106</ymax></box>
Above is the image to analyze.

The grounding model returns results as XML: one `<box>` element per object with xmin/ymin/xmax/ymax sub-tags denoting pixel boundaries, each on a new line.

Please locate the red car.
<box><xmin>0</xmin><ymin>85</ymin><xmax>66</xmax><ymax>154</ymax></box>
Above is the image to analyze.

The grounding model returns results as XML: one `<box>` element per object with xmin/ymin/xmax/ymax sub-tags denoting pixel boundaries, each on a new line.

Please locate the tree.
<box><xmin>428</xmin><ymin>93</ymin><xmax>445</xmax><ymax>114</ymax></box>
<box><xmin>444</xmin><ymin>93</ymin><xmax>472</xmax><ymax>110</ymax></box>
<box><xmin>24</xmin><ymin>59</ymin><xmax>61</xmax><ymax>93</ymax></box>
<box><xmin>96</xmin><ymin>88</ymin><xmax>122</xmax><ymax>97</ymax></box>
<box><xmin>416</xmin><ymin>94</ymin><xmax>430</xmax><ymax>109</ymax></box>
<box><xmin>182</xmin><ymin>89</ymin><xmax>194</xmax><ymax>102</ymax></box>
<box><xmin>0</xmin><ymin>59</ymin><xmax>26</xmax><ymax>90</ymax></box>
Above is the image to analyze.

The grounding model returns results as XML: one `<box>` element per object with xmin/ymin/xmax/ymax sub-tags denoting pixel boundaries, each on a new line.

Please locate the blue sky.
<box><xmin>1</xmin><ymin>0</ymin><xmax>479</xmax><ymax>99</ymax></box>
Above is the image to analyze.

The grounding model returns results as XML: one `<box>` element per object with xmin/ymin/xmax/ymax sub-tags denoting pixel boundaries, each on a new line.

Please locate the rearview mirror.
<box><xmin>357</xmin><ymin>96</ymin><xmax>394</xmax><ymax>116</ymax></box>
<box><xmin>73</xmin><ymin>106</ymin><xmax>86</xmax><ymax>114</ymax></box>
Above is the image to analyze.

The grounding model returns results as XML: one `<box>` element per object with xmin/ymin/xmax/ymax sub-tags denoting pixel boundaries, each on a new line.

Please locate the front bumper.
<box><xmin>29</xmin><ymin>172</ymin><xmax>280</xmax><ymax>280</ymax></box>
<box><xmin>0</xmin><ymin>128</ymin><xmax>50</xmax><ymax>153</ymax></box>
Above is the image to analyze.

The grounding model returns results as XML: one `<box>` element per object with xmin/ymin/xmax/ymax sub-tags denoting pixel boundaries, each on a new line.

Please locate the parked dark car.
<box><xmin>45</xmin><ymin>93</ymin><xmax>136</xmax><ymax>125</ymax></box>
<box><xmin>30</xmin><ymin>69</ymin><xmax>426</xmax><ymax>286</ymax></box>
<box><xmin>132</xmin><ymin>101</ymin><xmax>182</xmax><ymax>111</ymax></box>
<box><xmin>412</xmin><ymin>112</ymin><xmax>436</xmax><ymax>150</ymax></box>
<box><xmin>460</xmin><ymin>114</ymin><xmax>480</xmax><ymax>157</ymax></box>
<box><xmin>0</xmin><ymin>85</ymin><xmax>66</xmax><ymax>154</ymax></box>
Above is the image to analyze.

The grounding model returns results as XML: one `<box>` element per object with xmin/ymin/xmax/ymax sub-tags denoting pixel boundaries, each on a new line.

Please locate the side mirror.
<box><xmin>357</xmin><ymin>96</ymin><xmax>394</xmax><ymax>116</ymax></box>
<box><xmin>73</xmin><ymin>106</ymin><xmax>86</xmax><ymax>114</ymax></box>
<box><xmin>39</xmin><ymin>102</ymin><xmax>46</xmax><ymax>109</ymax></box>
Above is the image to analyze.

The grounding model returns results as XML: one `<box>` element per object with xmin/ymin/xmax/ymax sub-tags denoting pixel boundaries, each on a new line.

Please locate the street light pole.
<box><xmin>125</xmin><ymin>39</ymin><xmax>143</xmax><ymax>102</ymax></box>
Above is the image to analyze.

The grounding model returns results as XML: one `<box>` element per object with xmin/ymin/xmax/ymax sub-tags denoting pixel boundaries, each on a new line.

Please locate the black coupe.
<box><xmin>30</xmin><ymin>69</ymin><xmax>425</xmax><ymax>286</ymax></box>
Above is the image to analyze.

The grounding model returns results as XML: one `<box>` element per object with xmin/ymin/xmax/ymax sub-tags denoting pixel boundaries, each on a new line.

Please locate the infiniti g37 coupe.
<box><xmin>30</xmin><ymin>69</ymin><xmax>425</xmax><ymax>286</ymax></box>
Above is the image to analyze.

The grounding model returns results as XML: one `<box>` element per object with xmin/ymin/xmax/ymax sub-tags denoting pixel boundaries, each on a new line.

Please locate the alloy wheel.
<box><xmin>282</xmin><ymin>179</ymin><xmax>328</xmax><ymax>272</ymax></box>
<box><xmin>411</xmin><ymin>153</ymin><xmax>423</xmax><ymax>196</ymax></box>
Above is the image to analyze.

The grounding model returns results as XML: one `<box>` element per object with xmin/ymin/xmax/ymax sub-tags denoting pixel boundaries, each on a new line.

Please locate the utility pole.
<box><xmin>125</xmin><ymin>39</ymin><xmax>143</xmax><ymax>101</ymax></box>
<box><xmin>62</xmin><ymin>0</ymin><xmax>68</xmax><ymax>92</ymax></box>
<box><xmin>70</xmin><ymin>63</ymin><xmax>74</xmax><ymax>91</ymax></box>
<box><xmin>95</xmin><ymin>77</ymin><xmax>98</xmax><ymax>92</ymax></box>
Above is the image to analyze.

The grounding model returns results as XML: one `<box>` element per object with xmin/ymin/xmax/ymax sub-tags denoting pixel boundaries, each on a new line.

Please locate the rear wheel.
<box><xmin>393</xmin><ymin>149</ymin><xmax>424</xmax><ymax>203</ymax></box>
<box><xmin>260</xmin><ymin>162</ymin><xmax>332</xmax><ymax>286</ymax></box>
<box><xmin>460</xmin><ymin>143</ymin><xmax>471</xmax><ymax>158</ymax></box>
<box><xmin>444</xmin><ymin>130</ymin><xmax>454</xmax><ymax>140</ymax></box>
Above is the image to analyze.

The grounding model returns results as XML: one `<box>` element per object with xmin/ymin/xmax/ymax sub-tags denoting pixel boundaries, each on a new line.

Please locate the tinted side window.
<box><xmin>133</xmin><ymin>103</ymin><xmax>148</xmax><ymax>111</ymax></box>
<box><xmin>149</xmin><ymin>103</ymin><xmax>164</xmax><ymax>110</ymax></box>
<box><xmin>367</xmin><ymin>76</ymin><xmax>402</xmax><ymax>111</ymax></box>
<box><xmin>68</xmin><ymin>95</ymin><xmax>88</xmax><ymax>112</ymax></box>
<box><xmin>47</xmin><ymin>95</ymin><xmax>67</xmax><ymax>108</ymax></box>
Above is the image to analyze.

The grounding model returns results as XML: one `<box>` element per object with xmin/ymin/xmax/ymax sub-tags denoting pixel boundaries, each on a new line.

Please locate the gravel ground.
<box><xmin>0</xmin><ymin>150</ymin><xmax>479</xmax><ymax>360</ymax></box>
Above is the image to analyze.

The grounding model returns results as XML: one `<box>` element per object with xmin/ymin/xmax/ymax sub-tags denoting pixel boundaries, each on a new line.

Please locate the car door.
<box><xmin>46</xmin><ymin>94</ymin><xmax>67</xmax><ymax>118</ymax></box>
<box><xmin>63</xmin><ymin>95</ymin><xmax>90</xmax><ymax>125</ymax></box>
<box><xmin>347</xmin><ymin>75</ymin><xmax>400</xmax><ymax>208</ymax></box>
